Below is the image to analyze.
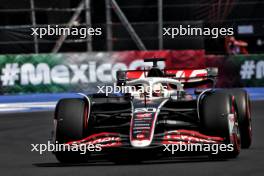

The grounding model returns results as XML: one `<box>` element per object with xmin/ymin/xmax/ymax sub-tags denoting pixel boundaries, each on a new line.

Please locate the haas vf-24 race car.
<box><xmin>52</xmin><ymin>58</ymin><xmax>252</xmax><ymax>163</ymax></box>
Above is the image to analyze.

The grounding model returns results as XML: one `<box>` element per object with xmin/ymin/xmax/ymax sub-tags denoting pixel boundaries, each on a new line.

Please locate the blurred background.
<box><xmin>1</xmin><ymin>2</ymin><xmax>264</xmax><ymax>175</ymax></box>
<box><xmin>1</xmin><ymin>0</ymin><xmax>264</xmax><ymax>54</ymax></box>
<box><xmin>0</xmin><ymin>0</ymin><xmax>263</xmax><ymax>102</ymax></box>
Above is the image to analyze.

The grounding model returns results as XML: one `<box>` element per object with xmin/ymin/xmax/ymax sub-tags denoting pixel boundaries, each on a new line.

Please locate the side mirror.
<box><xmin>116</xmin><ymin>71</ymin><xmax>126</xmax><ymax>86</ymax></box>
<box><xmin>207</xmin><ymin>67</ymin><xmax>218</xmax><ymax>77</ymax></box>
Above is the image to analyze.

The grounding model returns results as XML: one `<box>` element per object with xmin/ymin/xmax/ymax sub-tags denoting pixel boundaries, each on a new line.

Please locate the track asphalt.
<box><xmin>0</xmin><ymin>101</ymin><xmax>263</xmax><ymax>176</ymax></box>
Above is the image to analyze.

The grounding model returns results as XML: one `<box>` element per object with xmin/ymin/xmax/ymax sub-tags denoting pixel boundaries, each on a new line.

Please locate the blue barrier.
<box><xmin>244</xmin><ymin>88</ymin><xmax>264</xmax><ymax>100</ymax></box>
<box><xmin>0</xmin><ymin>88</ymin><xmax>263</xmax><ymax>113</ymax></box>
<box><xmin>0</xmin><ymin>93</ymin><xmax>82</xmax><ymax>103</ymax></box>
<box><xmin>0</xmin><ymin>93</ymin><xmax>82</xmax><ymax>113</ymax></box>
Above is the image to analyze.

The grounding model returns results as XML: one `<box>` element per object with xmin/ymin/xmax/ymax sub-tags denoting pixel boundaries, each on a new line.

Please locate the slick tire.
<box><xmin>54</xmin><ymin>98</ymin><xmax>90</xmax><ymax>163</ymax></box>
<box><xmin>223</xmin><ymin>89</ymin><xmax>252</xmax><ymax>148</ymax></box>
<box><xmin>200</xmin><ymin>91</ymin><xmax>240</xmax><ymax>159</ymax></box>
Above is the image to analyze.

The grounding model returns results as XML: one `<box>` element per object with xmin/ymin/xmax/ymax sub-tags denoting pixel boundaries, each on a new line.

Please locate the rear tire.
<box><xmin>200</xmin><ymin>91</ymin><xmax>240</xmax><ymax>159</ymax></box>
<box><xmin>53</xmin><ymin>98</ymin><xmax>90</xmax><ymax>163</ymax></box>
<box><xmin>223</xmin><ymin>89</ymin><xmax>252</xmax><ymax>148</ymax></box>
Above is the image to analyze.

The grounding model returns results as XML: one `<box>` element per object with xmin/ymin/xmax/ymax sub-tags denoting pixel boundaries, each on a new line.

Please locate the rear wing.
<box><xmin>164</xmin><ymin>68</ymin><xmax>218</xmax><ymax>82</ymax></box>
<box><xmin>116</xmin><ymin>68</ymin><xmax>218</xmax><ymax>86</ymax></box>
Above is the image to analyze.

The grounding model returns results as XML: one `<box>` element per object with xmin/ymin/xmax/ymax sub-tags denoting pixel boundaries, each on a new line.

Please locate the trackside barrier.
<box><xmin>0</xmin><ymin>88</ymin><xmax>262</xmax><ymax>113</ymax></box>
<box><xmin>0</xmin><ymin>51</ymin><xmax>263</xmax><ymax>94</ymax></box>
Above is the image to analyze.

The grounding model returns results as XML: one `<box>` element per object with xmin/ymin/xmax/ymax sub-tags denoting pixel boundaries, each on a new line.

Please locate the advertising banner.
<box><xmin>230</xmin><ymin>54</ymin><xmax>264</xmax><ymax>87</ymax></box>
<box><xmin>0</xmin><ymin>50</ymin><xmax>204</xmax><ymax>94</ymax></box>
<box><xmin>204</xmin><ymin>54</ymin><xmax>264</xmax><ymax>88</ymax></box>
<box><xmin>0</xmin><ymin>51</ymin><xmax>263</xmax><ymax>94</ymax></box>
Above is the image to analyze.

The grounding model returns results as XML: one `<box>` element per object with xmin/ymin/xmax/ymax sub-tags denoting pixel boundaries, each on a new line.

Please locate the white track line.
<box><xmin>0</xmin><ymin>102</ymin><xmax>57</xmax><ymax>112</ymax></box>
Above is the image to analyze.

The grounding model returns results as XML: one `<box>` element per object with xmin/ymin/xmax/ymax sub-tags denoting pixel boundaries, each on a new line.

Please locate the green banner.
<box><xmin>0</xmin><ymin>52</ymin><xmax>263</xmax><ymax>94</ymax></box>
<box><xmin>230</xmin><ymin>54</ymin><xmax>264</xmax><ymax>87</ymax></box>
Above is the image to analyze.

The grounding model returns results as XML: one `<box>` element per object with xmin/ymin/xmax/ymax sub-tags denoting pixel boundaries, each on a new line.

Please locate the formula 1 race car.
<box><xmin>52</xmin><ymin>58</ymin><xmax>252</xmax><ymax>163</ymax></box>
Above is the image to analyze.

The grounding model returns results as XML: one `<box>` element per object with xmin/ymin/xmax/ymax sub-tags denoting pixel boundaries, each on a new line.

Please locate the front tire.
<box><xmin>53</xmin><ymin>98</ymin><xmax>90</xmax><ymax>163</ymax></box>
<box><xmin>200</xmin><ymin>91</ymin><xmax>240</xmax><ymax>159</ymax></box>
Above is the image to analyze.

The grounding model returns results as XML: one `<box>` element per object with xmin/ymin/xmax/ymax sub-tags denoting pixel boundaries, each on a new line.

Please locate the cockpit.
<box><xmin>126</xmin><ymin>77</ymin><xmax>184</xmax><ymax>99</ymax></box>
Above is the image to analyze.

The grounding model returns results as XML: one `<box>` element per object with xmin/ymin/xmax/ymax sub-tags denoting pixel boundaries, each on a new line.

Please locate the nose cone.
<box><xmin>130</xmin><ymin>111</ymin><xmax>155</xmax><ymax>148</ymax></box>
<box><xmin>131</xmin><ymin>139</ymin><xmax>152</xmax><ymax>148</ymax></box>
<box><xmin>130</xmin><ymin>98</ymin><xmax>168</xmax><ymax>148</ymax></box>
